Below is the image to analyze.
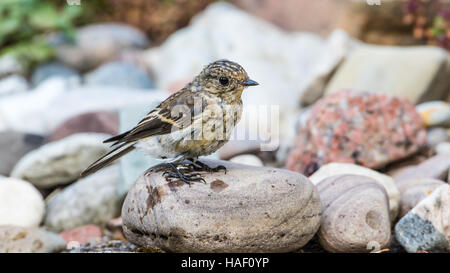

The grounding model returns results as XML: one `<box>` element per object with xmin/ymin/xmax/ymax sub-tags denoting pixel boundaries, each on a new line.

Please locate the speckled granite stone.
<box><xmin>287</xmin><ymin>90</ymin><xmax>426</xmax><ymax>175</ymax></box>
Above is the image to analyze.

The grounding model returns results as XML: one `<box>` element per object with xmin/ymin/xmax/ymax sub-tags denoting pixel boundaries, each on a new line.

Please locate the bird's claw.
<box><xmin>162</xmin><ymin>170</ymin><xmax>205</xmax><ymax>185</ymax></box>
<box><xmin>186</xmin><ymin>160</ymin><xmax>227</xmax><ymax>174</ymax></box>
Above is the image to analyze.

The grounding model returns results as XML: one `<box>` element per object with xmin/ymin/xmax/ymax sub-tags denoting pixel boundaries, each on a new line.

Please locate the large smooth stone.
<box><xmin>316</xmin><ymin>174</ymin><xmax>391</xmax><ymax>253</ymax></box>
<box><xmin>396</xmin><ymin>178</ymin><xmax>446</xmax><ymax>218</ymax></box>
<box><xmin>122</xmin><ymin>159</ymin><xmax>322</xmax><ymax>253</ymax></box>
<box><xmin>0</xmin><ymin>177</ymin><xmax>45</xmax><ymax>227</ymax></box>
<box><xmin>324</xmin><ymin>45</ymin><xmax>450</xmax><ymax>104</ymax></box>
<box><xmin>44</xmin><ymin>165</ymin><xmax>122</xmax><ymax>232</ymax></box>
<box><xmin>11</xmin><ymin>133</ymin><xmax>110</xmax><ymax>188</ymax></box>
<box><xmin>309</xmin><ymin>162</ymin><xmax>400</xmax><ymax>221</ymax></box>
<box><xmin>395</xmin><ymin>184</ymin><xmax>450</xmax><ymax>252</ymax></box>
<box><xmin>0</xmin><ymin>131</ymin><xmax>45</xmax><ymax>176</ymax></box>
<box><xmin>0</xmin><ymin>225</ymin><xmax>66</xmax><ymax>253</ymax></box>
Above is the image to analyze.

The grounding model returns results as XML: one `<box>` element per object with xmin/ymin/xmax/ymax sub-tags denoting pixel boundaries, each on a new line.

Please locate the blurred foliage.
<box><xmin>90</xmin><ymin>0</ymin><xmax>221</xmax><ymax>44</ymax></box>
<box><xmin>342</xmin><ymin>0</ymin><xmax>450</xmax><ymax>49</ymax></box>
<box><xmin>0</xmin><ymin>0</ymin><xmax>82</xmax><ymax>71</ymax></box>
<box><xmin>0</xmin><ymin>0</ymin><xmax>222</xmax><ymax>72</ymax></box>
<box><xmin>403</xmin><ymin>0</ymin><xmax>450</xmax><ymax>50</ymax></box>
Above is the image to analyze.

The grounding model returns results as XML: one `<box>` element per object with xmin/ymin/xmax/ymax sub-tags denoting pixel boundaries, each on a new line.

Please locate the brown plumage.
<box><xmin>80</xmin><ymin>59</ymin><xmax>258</xmax><ymax>182</ymax></box>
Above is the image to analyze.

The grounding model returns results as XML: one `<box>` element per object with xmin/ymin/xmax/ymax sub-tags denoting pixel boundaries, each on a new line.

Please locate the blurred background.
<box><xmin>0</xmin><ymin>0</ymin><xmax>449</xmax><ymax>253</ymax></box>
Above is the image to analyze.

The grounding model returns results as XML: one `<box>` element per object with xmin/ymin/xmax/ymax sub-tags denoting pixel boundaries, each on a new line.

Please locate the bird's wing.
<box><xmin>104</xmin><ymin>89</ymin><xmax>204</xmax><ymax>145</ymax></box>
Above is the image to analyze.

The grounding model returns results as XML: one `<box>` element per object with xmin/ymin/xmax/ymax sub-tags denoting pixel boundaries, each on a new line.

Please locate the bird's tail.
<box><xmin>80</xmin><ymin>142</ymin><xmax>136</xmax><ymax>178</ymax></box>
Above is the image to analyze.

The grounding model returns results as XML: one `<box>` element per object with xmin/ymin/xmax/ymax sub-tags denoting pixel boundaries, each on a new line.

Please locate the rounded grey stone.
<box><xmin>0</xmin><ymin>225</ymin><xmax>66</xmax><ymax>253</ymax></box>
<box><xmin>44</xmin><ymin>165</ymin><xmax>122</xmax><ymax>232</ymax></box>
<box><xmin>84</xmin><ymin>61</ymin><xmax>154</xmax><ymax>89</ymax></box>
<box><xmin>122</xmin><ymin>159</ymin><xmax>322</xmax><ymax>253</ymax></box>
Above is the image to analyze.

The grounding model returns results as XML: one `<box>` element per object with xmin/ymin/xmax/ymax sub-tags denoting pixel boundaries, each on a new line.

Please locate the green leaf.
<box><xmin>0</xmin><ymin>17</ymin><xmax>21</xmax><ymax>43</ymax></box>
<box><xmin>29</xmin><ymin>3</ymin><xmax>61</xmax><ymax>30</ymax></box>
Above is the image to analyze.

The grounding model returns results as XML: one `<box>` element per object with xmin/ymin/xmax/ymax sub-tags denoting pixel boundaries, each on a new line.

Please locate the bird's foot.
<box><xmin>186</xmin><ymin>159</ymin><xmax>227</xmax><ymax>174</ymax></box>
<box><xmin>163</xmin><ymin>163</ymin><xmax>205</xmax><ymax>185</ymax></box>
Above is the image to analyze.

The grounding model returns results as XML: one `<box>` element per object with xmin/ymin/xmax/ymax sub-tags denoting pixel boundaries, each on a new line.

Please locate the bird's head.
<box><xmin>192</xmin><ymin>59</ymin><xmax>258</xmax><ymax>97</ymax></box>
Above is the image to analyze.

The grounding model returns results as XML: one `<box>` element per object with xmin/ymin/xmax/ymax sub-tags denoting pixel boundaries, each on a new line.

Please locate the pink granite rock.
<box><xmin>49</xmin><ymin>111</ymin><xmax>119</xmax><ymax>142</ymax></box>
<box><xmin>59</xmin><ymin>225</ymin><xmax>103</xmax><ymax>244</ymax></box>
<box><xmin>287</xmin><ymin>90</ymin><xmax>426</xmax><ymax>175</ymax></box>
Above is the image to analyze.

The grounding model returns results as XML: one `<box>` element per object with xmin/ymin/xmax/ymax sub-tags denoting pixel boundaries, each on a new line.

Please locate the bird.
<box><xmin>80</xmin><ymin>59</ymin><xmax>258</xmax><ymax>184</ymax></box>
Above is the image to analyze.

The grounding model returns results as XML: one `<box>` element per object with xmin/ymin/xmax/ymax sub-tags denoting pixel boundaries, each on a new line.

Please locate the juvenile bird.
<box><xmin>80</xmin><ymin>59</ymin><xmax>258</xmax><ymax>183</ymax></box>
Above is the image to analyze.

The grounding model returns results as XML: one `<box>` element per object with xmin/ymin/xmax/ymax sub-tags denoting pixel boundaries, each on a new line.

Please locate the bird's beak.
<box><xmin>242</xmin><ymin>78</ymin><xmax>259</xmax><ymax>86</ymax></box>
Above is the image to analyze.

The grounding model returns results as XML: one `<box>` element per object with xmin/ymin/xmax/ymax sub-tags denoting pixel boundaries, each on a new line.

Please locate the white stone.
<box><xmin>11</xmin><ymin>133</ymin><xmax>111</xmax><ymax>188</ymax></box>
<box><xmin>0</xmin><ymin>54</ymin><xmax>24</xmax><ymax>77</ymax></box>
<box><xmin>0</xmin><ymin>78</ymin><xmax>169</xmax><ymax>135</ymax></box>
<box><xmin>0</xmin><ymin>75</ymin><xmax>29</xmax><ymax>97</ymax></box>
<box><xmin>309</xmin><ymin>162</ymin><xmax>400</xmax><ymax>221</ymax></box>
<box><xmin>436</xmin><ymin>142</ymin><xmax>450</xmax><ymax>155</ymax></box>
<box><xmin>229</xmin><ymin>154</ymin><xmax>264</xmax><ymax>167</ymax></box>
<box><xmin>325</xmin><ymin>45</ymin><xmax>450</xmax><ymax>104</ymax></box>
<box><xmin>0</xmin><ymin>77</ymin><xmax>71</xmax><ymax>134</ymax></box>
<box><xmin>0</xmin><ymin>177</ymin><xmax>45</xmax><ymax>227</ymax></box>
<box><xmin>416</xmin><ymin>101</ymin><xmax>450</xmax><ymax>127</ymax></box>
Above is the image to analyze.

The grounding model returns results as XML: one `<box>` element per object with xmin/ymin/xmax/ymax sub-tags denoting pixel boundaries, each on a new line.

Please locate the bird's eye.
<box><xmin>219</xmin><ymin>76</ymin><xmax>229</xmax><ymax>86</ymax></box>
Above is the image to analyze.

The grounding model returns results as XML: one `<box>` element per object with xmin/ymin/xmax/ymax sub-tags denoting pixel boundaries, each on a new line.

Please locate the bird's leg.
<box><xmin>186</xmin><ymin>158</ymin><xmax>227</xmax><ymax>174</ymax></box>
<box><xmin>162</xmin><ymin>162</ymin><xmax>205</xmax><ymax>185</ymax></box>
